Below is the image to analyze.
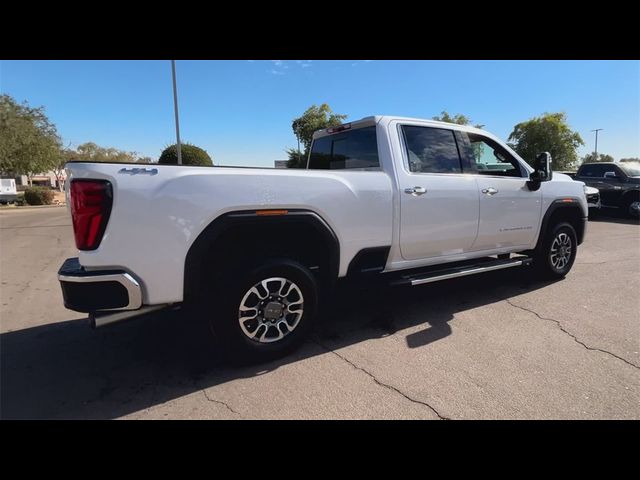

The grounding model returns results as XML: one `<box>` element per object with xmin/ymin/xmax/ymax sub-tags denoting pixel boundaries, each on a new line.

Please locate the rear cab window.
<box><xmin>308</xmin><ymin>126</ymin><xmax>379</xmax><ymax>170</ymax></box>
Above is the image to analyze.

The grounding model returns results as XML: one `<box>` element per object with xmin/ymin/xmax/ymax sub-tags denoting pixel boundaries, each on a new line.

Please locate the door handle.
<box><xmin>482</xmin><ymin>187</ymin><xmax>498</xmax><ymax>196</ymax></box>
<box><xmin>404</xmin><ymin>186</ymin><xmax>427</xmax><ymax>196</ymax></box>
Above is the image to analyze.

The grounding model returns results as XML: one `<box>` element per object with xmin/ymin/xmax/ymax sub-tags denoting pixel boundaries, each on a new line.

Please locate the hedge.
<box><xmin>158</xmin><ymin>143</ymin><xmax>213</xmax><ymax>166</ymax></box>
<box><xmin>24</xmin><ymin>187</ymin><xmax>55</xmax><ymax>205</ymax></box>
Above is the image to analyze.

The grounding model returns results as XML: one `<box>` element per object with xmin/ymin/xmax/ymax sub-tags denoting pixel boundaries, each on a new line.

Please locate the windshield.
<box><xmin>620</xmin><ymin>162</ymin><xmax>640</xmax><ymax>177</ymax></box>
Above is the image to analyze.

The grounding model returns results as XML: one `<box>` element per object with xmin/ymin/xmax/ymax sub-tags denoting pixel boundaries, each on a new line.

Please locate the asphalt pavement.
<box><xmin>1</xmin><ymin>207</ymin><xmax>638</xmax><ymax>419</ymax></box>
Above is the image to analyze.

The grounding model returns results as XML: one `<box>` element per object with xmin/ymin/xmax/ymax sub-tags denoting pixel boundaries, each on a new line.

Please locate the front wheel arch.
<box><xmin>535</xmin><ymin>202</ymin><xmax>586</xmax><ymax>251</ymax></box>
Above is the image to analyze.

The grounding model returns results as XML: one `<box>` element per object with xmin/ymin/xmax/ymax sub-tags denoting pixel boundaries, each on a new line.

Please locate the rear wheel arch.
<box><xmin>183</xmin><ymin>209</ymin><xmax>340</xmax><ymax>303</ymax></box>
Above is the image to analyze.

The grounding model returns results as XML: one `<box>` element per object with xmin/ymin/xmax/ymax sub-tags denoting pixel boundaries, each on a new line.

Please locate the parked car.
<box><xmin>574</xmin><ymin>162</ymin><xmax>640</xmax><ymax>218</ymax></box>
<box><xmin>584</xmin><ymin>185</ymin><xmax>601</xmax><ymax>215</ymax></box>
<box><xmin>0</xmin><ymin>178</ymin><xmax>17</xmax><ymax>204</ymax></box>
<box><xmin>58</xmin><ymin>116</ymin><xmax>588</xmax><ymax>362</ymax></box>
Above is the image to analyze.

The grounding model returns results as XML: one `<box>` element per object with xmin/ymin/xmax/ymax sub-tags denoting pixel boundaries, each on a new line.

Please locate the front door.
<box><xmin>456</xmin><ymin>131</ymin><xmax>541</xmax><ymax>251</ymax></box>
<box><xmin>397</xmin><ymin>124</ymin><xmax>480</xmax><ymax>260</ymax></box>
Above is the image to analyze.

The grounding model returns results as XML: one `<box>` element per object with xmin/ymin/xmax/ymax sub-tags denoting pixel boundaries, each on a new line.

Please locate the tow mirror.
<box><xmin>527</xmin><ymin>152</ymin><xmax>553</xmax><ymax>191</ymax></box>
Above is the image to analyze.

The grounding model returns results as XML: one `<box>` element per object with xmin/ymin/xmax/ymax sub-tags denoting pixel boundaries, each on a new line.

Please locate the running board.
<box><xmin>392</xmin><ymin>256</ymin><xmax>532</xmax><ymax>287</ymax></box>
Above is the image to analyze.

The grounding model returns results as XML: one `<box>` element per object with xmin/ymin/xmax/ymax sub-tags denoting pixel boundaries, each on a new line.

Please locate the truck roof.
<box><xmin>312</xmin><ymin>115</ymin><xmax>486</xmax><ymax>139</ymax></box>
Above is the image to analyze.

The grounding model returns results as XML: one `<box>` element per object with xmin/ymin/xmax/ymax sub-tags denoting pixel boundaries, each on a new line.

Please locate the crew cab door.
<box><xmin>456</xmin><ymin>131</ymin><xmax>541</xmax><ymax>250</ymax></box>
<box><xmin>396</xmin><ymin>124</ymin><xmax>479</xmax><ymax>260</ymax></box>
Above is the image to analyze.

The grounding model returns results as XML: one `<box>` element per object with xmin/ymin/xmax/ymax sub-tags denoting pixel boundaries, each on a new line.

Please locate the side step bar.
<box><xmin>392</xmin><ymin>256</ymin><xmax>533</xmax><ymax>287</ymax></box>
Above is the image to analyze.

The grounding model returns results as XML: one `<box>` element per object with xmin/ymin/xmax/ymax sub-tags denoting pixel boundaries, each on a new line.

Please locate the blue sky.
<box><xmin>1</xmin><ymin>60</ymin><xmax>638</xmax><ymax>166</ymax></box>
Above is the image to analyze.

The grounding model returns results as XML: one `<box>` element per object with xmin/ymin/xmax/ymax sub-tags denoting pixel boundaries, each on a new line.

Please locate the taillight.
<box><xmin>70</xmin><ymin>180</ymin><xmax>113</xmax><ymax>250</ymax></box>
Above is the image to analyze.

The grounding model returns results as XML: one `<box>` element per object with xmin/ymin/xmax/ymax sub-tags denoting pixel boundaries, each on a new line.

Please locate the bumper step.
<box><xmin>391</xmin><ymin>256</ymin><xmax>533</xmax><ymax>287</ymax></box>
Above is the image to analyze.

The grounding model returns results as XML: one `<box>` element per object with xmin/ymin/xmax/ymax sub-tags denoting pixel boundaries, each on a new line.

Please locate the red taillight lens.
<box><xmin>70</xmin><ymin>180</ymin><xmax>113</xmax><ymax>250</ymax></box>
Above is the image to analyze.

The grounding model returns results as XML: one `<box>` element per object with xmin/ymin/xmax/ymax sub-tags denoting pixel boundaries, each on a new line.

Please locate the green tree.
<box><xmin>581</xmin><ymin>152</ymin><xmax>615</xmax><ymax>164</ymax></box>
<box><xmin>508</xmin><ymin>112</ymin><xmax>584</xmax><ymax>170</ymax></box>
<box><xmin>292</xmin><ymin>103</ymin><xmax>347</xmax><ymax>154</ymax></box>
<box><xmin>285</xmin><ymin>148</ymin><xmax>306</xmax><ymax>169</ymax></box>
<box><xmin>432</xmin><ymin>110</ymin><xmax>484</xmax><ymax>129</ymax></box>
<box><xmin>620</xmin><ymin>157</ymin><xmax>640</xmax><ymax>163</ymax></box>
<box><xmin>158</xmin><ymin>143</ymin><xmax>213</xmax><ymax>166</ymax></box>
<box><xmin>0</xmin><ymin>95</ymin><xmax>61</xmax><ymax>183</ymax></box>
<box><xmin>71</xmin><ymin>142</ymin><xmax>139</xmax><ymax>163</ymax></box>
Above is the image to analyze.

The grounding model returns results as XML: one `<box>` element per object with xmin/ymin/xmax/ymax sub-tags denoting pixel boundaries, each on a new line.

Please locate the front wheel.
<box><xmin>533</xmin><ymin>222</ymin><xmax>578</xmax><ymax>279</ymax></box>
<box><xmin>205</xmin><ymin>258</ymin><xmax>319</xmax><ymax>364</ymax></box>
<box><xmin>625</xmin><ymin>197</ymin><xmax>640</xmax><ymax>219</ymax></box>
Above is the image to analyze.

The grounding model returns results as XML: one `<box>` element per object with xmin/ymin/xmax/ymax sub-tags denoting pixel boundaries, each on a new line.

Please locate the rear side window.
<box><xmin>308</xmin><ymin>126</ymin><xmax>379</xmax><ymax>170</ymax></box>
<box><xmin>401</xmin><ymin>126</ymin><xmax>462</xmax><ymax>174</ymax></box>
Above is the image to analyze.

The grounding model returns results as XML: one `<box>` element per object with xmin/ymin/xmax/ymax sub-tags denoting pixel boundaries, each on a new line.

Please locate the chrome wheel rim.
<box><xmin>550</xmin><ymin>232</ymin><xmax>572</xmax><ymax>270</ymax></box>
<box><xmin>238</xmin><ymin>277</ymin><xmax>304</xmax><ymax>343</ymax></box>
<box><xmin>629</xmin><ymin>201</ymin><xmax>640</xmax><ymax>216</ymax></box>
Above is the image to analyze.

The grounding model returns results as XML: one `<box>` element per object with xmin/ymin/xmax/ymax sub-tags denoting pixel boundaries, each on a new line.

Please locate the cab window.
<box><xmin>307</xmin><ymin>126</ymin><xmax>379</xmax><ymax>170</ymax></box>
<box><xmin>458</xmin><ymin>132</ymin><xmax>524</xmax><ymax>177</ymax></box>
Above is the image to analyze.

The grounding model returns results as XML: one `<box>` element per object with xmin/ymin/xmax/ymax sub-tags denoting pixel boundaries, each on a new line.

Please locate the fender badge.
<box><xmin>118</xmin><ymin>167</ymin><xmax>158</xmax><ymax>176</ymax></box>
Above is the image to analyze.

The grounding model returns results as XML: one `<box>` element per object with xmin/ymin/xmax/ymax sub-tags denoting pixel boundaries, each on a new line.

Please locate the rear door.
<box><xmin>456</xmin><ymin>131</ymin><xmax>541</xmax><ymax>250</ymax></box>
<box><xmin>396</xmin><ymin>124</ymin><xmax>480</xmax><ymax>260</ymax></box>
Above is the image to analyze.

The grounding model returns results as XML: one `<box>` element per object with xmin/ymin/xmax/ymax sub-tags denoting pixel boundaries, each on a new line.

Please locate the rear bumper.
<box><xmin>0</xmin><ymin>193</ymin><xmax>18</xmax><ymax>202</ymax></box>
<box><xmin>58</xmin><ymin>257</ymin><xmax>142</xmax><ymax>313</ymax></box>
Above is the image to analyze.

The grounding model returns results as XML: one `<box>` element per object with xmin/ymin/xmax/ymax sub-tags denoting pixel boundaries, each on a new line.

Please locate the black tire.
<box><xmin>201</xmin><ymin>258</ymin><xmax>318</xmax><ymax>364</ymax></box>
<box><xmin>533</xmin><ymin>222</ymin><xmax>577</xmax><ymax>279</ymax></box>
<box><xmin>624</xmin><ymin>195</ymin><xmax>640</xmax><ymax>219</ymax></box>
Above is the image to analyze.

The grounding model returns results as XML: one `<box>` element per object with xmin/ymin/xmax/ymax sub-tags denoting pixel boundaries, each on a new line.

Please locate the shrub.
<box><xmin>24</xmin><ymin>187</ymin><xmax>55</xmax><ymax>205</ymax></box>
<box><xmin>158</xmin><ymin>143</ymin><xmax>213</xmax><ymax>166</ymax></box>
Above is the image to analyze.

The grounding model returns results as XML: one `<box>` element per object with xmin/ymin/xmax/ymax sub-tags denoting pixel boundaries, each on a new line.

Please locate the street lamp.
<box><xmin>171</xmin><ymin>60</ymin><xmax>182</xmax><ymax>165</ymax></box>
<box><xmin>591</xmin><ymin>128</ymin><xmax>603</xmax><ymax>161</ymax></box>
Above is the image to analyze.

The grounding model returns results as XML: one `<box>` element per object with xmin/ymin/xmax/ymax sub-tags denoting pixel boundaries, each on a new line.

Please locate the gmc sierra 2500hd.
<box><xmin>58</xmin><ymin>116</ymin><xmax>588</xmax><ymax>362</ymax></box>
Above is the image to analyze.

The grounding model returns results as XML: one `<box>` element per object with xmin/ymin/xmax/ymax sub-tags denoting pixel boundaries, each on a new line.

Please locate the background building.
<box><xmin>274</xmin><ymin>160</ymin><xmax>288</xmax><ymax>169</ymax></box>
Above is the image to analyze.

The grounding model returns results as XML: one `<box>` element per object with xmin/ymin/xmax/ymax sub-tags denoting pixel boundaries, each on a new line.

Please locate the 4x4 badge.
<box><xmin>118</xmin><ymin>167</ymin><xmax>158</xmax><ymax>176</ymax></box>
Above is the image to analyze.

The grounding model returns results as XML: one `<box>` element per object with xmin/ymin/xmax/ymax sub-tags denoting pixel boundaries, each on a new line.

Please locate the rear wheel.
<box><xmin>202</xmin><ymin>258</ymin><xmax>319</xmax><ymax>364</ymax></box>
<box><xmin>533</xmin><ymin>222</ymin><xmax>577</xmax><ymax>279</ymax></box>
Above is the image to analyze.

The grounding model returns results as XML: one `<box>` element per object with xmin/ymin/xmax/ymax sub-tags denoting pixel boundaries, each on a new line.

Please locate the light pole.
<box><xmin>591</xmin><ymin>128</ymin><xmax>603</xmax><ymax>161</ymax></box>
<box><xmin>171</xmin><ymin>60</ymin><xmax>182</xmax><ymax>165</ymax></box>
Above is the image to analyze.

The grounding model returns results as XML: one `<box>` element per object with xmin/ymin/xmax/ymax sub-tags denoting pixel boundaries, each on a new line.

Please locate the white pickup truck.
<box><xmin>58</xmin><ymin>116</ymin><xmax>588</xmax><ymax>362</ymax></box>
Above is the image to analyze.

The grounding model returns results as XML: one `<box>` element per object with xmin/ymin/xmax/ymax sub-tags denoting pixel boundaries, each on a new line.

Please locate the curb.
<box><xmin>0</xmin><ymin>204</ymin><xmax>67</xmax><ymax>212</ymax></box>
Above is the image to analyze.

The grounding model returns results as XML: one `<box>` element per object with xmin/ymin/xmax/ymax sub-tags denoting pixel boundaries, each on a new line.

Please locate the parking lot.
<box><xmin>1</xmin><ymin>207</ymin><xmax>638</xmax><ymax>419</ymax></box>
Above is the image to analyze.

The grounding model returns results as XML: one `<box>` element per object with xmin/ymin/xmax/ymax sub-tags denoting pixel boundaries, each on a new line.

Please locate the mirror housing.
<box><xmin>527</xmin><ymin>152</ymin><xmax>553</xmax><ymax>191</ymax></box>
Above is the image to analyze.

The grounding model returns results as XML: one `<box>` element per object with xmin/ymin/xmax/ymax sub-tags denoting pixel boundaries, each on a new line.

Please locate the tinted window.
<box><xmin>579</xmin><ymin>164</ymin><xmax>608</xmax><ymax>177</ymax></box>
<box><xmin>401</xmin><ymin>126</ymin><xmax>462</xmax><ymax>173</ymax></box>
<box><xmin>457</xmin><ymin>132</ymin><xmax>523</xmax><ymax>177</ymax></box>
<box><xmin>308</xmin><ymin>126</ymin><xmax>379</xmax><ymax>170</ymax></box>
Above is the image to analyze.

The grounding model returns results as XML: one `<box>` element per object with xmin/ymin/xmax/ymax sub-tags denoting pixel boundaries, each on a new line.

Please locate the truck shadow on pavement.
<box><xmin>1</xmin><ymin>268</ymin><xmax>558</xmax><ymax>419</ymax></box>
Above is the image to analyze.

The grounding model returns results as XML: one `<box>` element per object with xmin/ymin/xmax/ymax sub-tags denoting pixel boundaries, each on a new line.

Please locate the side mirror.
<box><xmin>604</xmin><ymin>171</ymin><xmax>618</xmax><ymax>180</ymax></box>
<box><xmin>527</xmin><ymin>152</ymin><xmax>553</xmax><ymax>191</ymax></box>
